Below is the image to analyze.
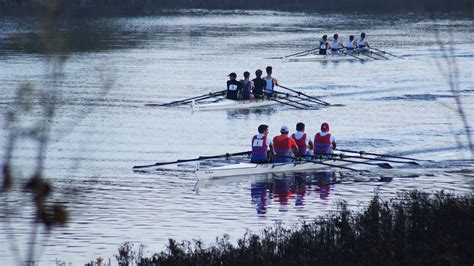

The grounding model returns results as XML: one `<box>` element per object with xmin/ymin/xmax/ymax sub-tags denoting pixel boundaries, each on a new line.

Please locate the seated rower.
<box><xmin>344</xmin><ymin>35</ymin><xmax>357</xmax><ymax>54</ymax></box>
<box><xmin>226</xmin><ymin>72</ymin><xmax>243</xmax><ymax>100</ymax></box>
<box><xmin>357</xmin><ymin>32</ymin><xmax>370</xmax><ymax>53</ymax></box>
<box><xmin>240</xmin><ymin>71</ymin><xmax>255</xmax><ymax>100</ymax></box>
<box><xmin>291</xmin><ymin>122</ymin><xmax>314</xmax><ymax>159</ymax></box>
<box><xmin>251</xmin><ymin>124</ymin><xmax>274</xmax><ymax>163</ymax></box>
<box><xmin>273</xmin><ymin>125</ymin><xmax>299</xmax><ymax>163</ymax></box>
<box><xmin>314</xmin><ymin>122</ymin><xmax>336</xmax><ymax>158</ymax></box>
<box><xmin>263</xmin><ymin>66</ymin><xmax>278</xmax><ymax>98</ymax></box>
<box><xmin>331</xmin><ymin>33</ymin><xmax>344</xmax><ymax>56</ymax></box>
<box><xmin>319</xmin><ymin>35</ymin><xmax>330</xmax><ymax>55</ymax></box>
<box><xmin>252</xmin><ymin>69</ymin><xmax>266</xmax><ymax>99</ymax></box>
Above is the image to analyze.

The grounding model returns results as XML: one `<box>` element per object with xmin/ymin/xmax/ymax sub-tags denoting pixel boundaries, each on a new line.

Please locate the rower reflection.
<box><xmin>250</xmin><ymin>170</ymin><xmax>337</xmax><ymax>214</ymax></box>
<box><xmin>251</xmin><ymin>181</ymin><xmax>268</xmax><ymax>214</ymax></box>
<box><xmin>311</xmin><ymin>171</ymin><xmax>337</xmax><ymax>200</ymax></box>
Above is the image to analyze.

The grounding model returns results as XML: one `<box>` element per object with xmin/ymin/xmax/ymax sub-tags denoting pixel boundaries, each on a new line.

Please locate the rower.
<box><xmin>314</xmin><ymin>122</ymin><xmax>336</xmax><ymax>158</ymax></box>
<box><xmin>263</xmin><ymin>66</ymin><xmax>278</xmax><ymax>98</ymax></box>
<box><xmin>226</xmin><ymin>72</ymin><xmax>243</xmax><ymax>100</ymax></box>
<box><xmin>251</xmin><ymin>124</ymin><xmax>274</xmax><ymax>163</ymax></box>
<box><xmin>252</xmin><ymin>69</ymin><xmax>266</xmax><ymax>99</ymax></box>
<box><xmin>318</xmin><ymin>35</ymin><xmax>330</xmax><ymax>55</ymax></box>
<box><xmin>240</xmin><ymin>71</ymin><xmax>255</xmax><ymax>100</ymax></box>
<box><xmin>331</xmin><ymin>33</ymin><xmax>344</xmax><ymax>56</ymax></box>
<box><xmin>344</xmin><ymin>35</ymin><xmax>357</xmax><ymax>54</ymax></box>
<box><xmin>291</xmin><ymin>122</ymin><xmax>314</xmax><ymax>159</ymax></box>
<box><xmin>357</xmin><ymin>32</ymin><xmax>370</xmax><ymax>52</ymax></box>
<box><xmin>273</xmin><ymin>125</ymin><xmax>299</xmax><ymax>163</ymax></box>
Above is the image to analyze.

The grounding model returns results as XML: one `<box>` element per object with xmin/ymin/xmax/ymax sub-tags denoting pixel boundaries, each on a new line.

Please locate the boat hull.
<box><xmin>192</xmin><ymin>98</ymin><xmax>280</xmax><ymax>111</ymax></box>
<box><xmin>284</xmin><ymin>54</ymin><xmax>361</xmax><ymax>62</ymax></box>
<box><xmin>195</xmin><ymin>160</ymin><xmax>352</xmax><ymax>179</ymax></box>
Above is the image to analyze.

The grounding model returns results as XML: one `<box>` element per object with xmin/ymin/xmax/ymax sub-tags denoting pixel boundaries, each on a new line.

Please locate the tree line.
<box><xmin>1</xmin><ymin>0</ymin><xmax>473</xmax><ymax>15</ymax></box>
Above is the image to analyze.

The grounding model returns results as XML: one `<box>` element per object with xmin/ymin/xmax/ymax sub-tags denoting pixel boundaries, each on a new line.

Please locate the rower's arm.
<box><xmin>309</xmin><ymin>140</ymin><xmax>314</xmax><ymax>150</ymax></box>
<box><xmin>332</xmin><ymin>141</ymin><xmax>337</xmax><ymax>150</ymax></box>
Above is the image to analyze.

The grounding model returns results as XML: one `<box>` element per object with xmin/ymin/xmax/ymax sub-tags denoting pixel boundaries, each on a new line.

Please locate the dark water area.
<box><xmin>0</xmin><ymin>9</ymin><xmax>473</xmax><ymax>265</ymax></box>
<box><xmin>1</xmin><ymin>0</ymin><xmax>473</xmax><ymax>17</ymax></box>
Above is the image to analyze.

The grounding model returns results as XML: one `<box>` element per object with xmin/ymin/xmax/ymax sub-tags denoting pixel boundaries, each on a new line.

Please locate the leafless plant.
<box><xmin>435</xmin><ymin>32</ymin><xmax>473</xmax><ymax>156</ymax></box>
<box><xmin>1</xmin><ymin>1</ymin><xmax>112</xmax><ymax>265</ymax></box>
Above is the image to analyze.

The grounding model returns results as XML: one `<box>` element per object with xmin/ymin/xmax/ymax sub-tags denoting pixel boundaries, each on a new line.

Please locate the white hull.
<box><xmin>195</xmin><ymin>160</ymin><xmax>353</xmax><ymax>179</ymax></box>
<box><xmin>284</xmin><ymin>54</ymin><xmax>363</xmax><ymax>62</ymax></box>
<box><xmin>192</xmin><ymin>98</ymin><xmax>280</xmax><ymax>111</ymax></box>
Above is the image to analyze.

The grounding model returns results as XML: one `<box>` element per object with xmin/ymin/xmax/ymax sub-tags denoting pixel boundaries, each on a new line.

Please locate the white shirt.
<box><xmin>293</xmin><ymin>132</ymin><xmax>310</xmax><ymax>146</ymax></box>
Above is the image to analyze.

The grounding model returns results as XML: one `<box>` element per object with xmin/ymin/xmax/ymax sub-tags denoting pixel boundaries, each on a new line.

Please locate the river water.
<box><xmin>0</xmin><ymin>9</ymin><xmax>473</xmax><ymax>265</ymax></box>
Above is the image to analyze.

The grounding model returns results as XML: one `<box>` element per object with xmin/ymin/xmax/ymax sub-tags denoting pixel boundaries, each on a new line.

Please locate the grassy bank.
<box><xmin>90</xmin><ymin>190</ymin><xmax>473</xmax><ymax>265</ymax></box>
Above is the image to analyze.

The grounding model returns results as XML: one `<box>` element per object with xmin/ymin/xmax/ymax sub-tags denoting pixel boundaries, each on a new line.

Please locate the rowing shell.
<box><xmin>191</xmin><ymin>98</ymin><xmax>280</xmax><ymax>111</ymax></box>
<box><xmin>284</xmin><ymin>54</ymin><xmax>363</xmax><ymax>62</ymax></box>
<box><xmin>195</xmin><ymin>159</ymin><xmax>354</xmax><ymax>179</ymax></box>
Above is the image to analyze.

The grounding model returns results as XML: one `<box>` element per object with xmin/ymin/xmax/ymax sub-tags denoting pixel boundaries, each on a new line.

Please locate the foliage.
<box><xmin>105</xmin><ymin>190</ymin><xmax>473</xmax><ymax>266</ymax></box>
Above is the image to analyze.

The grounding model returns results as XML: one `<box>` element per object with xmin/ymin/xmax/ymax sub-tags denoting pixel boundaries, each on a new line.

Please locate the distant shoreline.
<box><xmin>1</xmin><ymin>0</ymin><xmax>473</xmax><ymax>17</ymax></box>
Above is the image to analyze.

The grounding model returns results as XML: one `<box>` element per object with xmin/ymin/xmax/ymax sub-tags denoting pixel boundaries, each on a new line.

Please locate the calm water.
<box><xmin>0</xmin><ymin>10</ymin><xmax>473</xmax><ymax>265</ymax></box>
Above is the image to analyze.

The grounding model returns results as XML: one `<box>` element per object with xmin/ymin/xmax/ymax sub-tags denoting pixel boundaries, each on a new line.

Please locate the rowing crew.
<box><xmin>251</xmin><ymin>122</ymin><xmax>337</xmax><ymax>164</ymax></box>
<box><xmin>226</xmin><ymin>66</ymin><xmax>278</xmax><ymax>101</ymax></box>
<box><xmin>319</xmin><ymin>32</ymin><xmax>370</xmax><ymax>56</ymax></box>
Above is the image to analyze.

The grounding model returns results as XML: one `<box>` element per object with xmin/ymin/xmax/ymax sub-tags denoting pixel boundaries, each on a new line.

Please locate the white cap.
<box><xmin>280</xmin><ymin>125</ymin><xmax>289</xmax><ymax>133</ymax></box>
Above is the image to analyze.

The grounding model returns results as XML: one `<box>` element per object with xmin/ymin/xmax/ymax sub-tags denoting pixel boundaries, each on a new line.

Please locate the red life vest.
<box><xmin>291</xmin><ymin>133</ymin><xmax>307</xmax><ymax>156</ymax></box>
<box><xmin>251</xmin><ymin>134</ymin><xmax>268</xmax><ymax>162</ymax></box>
<box><xmin>314</xmin><ymin>133</ymin><xmax>332</xmax><ymax>155</ymax></box>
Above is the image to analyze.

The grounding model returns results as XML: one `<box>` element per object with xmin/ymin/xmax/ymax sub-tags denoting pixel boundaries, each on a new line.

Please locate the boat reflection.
<box><xmin>226</xmin><ymin>107</ymin><xmax>276</xmax><ymax>119</ymax></box>
<box><xmin>250</xmin><ymin>170</ymin><xmax>338</xmax><ymax>214</ymax></box>
<box><xmin>195</xmin><ymin>170</ymin><xmax>339</xmax><ymax>215</ymax></box>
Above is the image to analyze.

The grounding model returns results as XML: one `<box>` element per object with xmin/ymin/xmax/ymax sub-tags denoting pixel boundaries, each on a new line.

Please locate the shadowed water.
<box><xmin>0</xmin><ymin>10</ymin><xmax>473</xmax><ymax>265</ymax></box>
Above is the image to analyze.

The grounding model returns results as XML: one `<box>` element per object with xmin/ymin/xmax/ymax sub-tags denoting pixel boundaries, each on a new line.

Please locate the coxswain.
<box><xmin>357</xmin><ymin>32</ymin><xmax>370</xmax><ymax>52</ymax></box>
<box><xmin>331</xmin><ymin>33</ymin><xmax>344</xmax><ymax>55</ymax></box>
<box><xmin>263</xmin><ymin>66</ymin><xmax>278</xmax><ymax>97</ymax></box>
<box><xmin>252</xmin><ymin>69</ymin><xmax>266</xmax><ymax>99</ymax></box>
<box><xmin>240</xmin><ymin>71</ymin><xmax>255</xmax><ymax>100</ymax></box>
<box><xmin>314</xmin><ymin>122</ymin><xmax>336</xmax><ymax>158</ymax></box>
<box><xmin>272</xmin><ymin>125</ymin><xmax>299</xmax><ymax>163</ymax></box>
<box><xmin>344</xmin><ymin>35</ymin><xmax>357</xmax><ymax>54</ymax></box>
<box><xmin>251</xmin><ymin>124</ymin><xmax>274</xmax><ymax>163</ymax></box>
<box><xmin>226</xmin><ymin>72</ymin><xmax>243</xmax><ymax>100</ymax></box>
<box><xmin>291</xmin><ymin>122</ymin><xmax>314</xmax><ymax>159</ymax></box>
<box><xmin>318</xmin><ymin>35</ymin><xmax>330</xmax><ymax>55</ymax></box>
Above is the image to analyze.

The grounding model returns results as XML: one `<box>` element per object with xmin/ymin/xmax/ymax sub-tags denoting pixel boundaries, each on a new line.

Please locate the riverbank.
<box><xmin>89</xmin><ymin>190</ymin><xmax>473</xmax><ymax>265</ymax></box>
<box><xmin>1</xmin><ymin>0</ymin><xmax>473</xmax><ymax>17</ymax></box>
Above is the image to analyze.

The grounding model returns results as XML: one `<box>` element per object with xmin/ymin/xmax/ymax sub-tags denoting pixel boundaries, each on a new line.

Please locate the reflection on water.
<box><xmin>250</xmin><ymin>170</ymin><xmax>339</xmax><ymax>215</ymax></box>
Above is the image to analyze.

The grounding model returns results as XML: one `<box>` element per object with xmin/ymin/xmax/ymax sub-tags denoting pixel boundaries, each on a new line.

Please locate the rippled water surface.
<box><xmin>0</xmin><ymin>10</ymin><xmax>473</xmax><ymax>265</ymax></box>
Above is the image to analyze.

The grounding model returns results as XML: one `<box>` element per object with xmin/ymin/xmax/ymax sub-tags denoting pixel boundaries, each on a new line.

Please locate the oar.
<box><xmin>371</xmin><ymin>47</ymin><xmax>403</xmax><ymax>59</ymax></box>
<box><xmin>357</xmin><ymin>51</ymin><xmax>380</xmax><ymax>60</ymax></box>
<box><xmin>326</xmin><ymin>153</ymin><xmax>420</xmax><ymax>165</ymax></box>
<box><xmin>276</xmin><ymin>155</ymin><xmax>364</xmax><ymax>172</ymax></box>
<box><xmin>341</xmin><ymin>50</ymin><xmax>364</xmax><ymax>61</ymax></box>
<box><xmin>276</xmin><ymin>95</ymin><xmax>310</xmax><ymax>108</ymax></box>
<box><xmin>306</xmin><ymin>154</ymin><xmax>392</xmax><ymax>169</ymax></box>
<box><xmin>284</xmin><ymin>47</ymin><xmax>319</xmax><ymax>58</ymax></box>
<box><xmin>334</xmin><ymin>148</ymin><xmax>427</xmax><ymax>163</ymax></box>
<box><xmin>277</xmin><ymin>85</ymin><xmax>331</xmax><ymax>106</ymax></box>
<box><xmin>274</xmin><ymin>91</ymin><xmax>327</xmax><ymax>106</ymax></box>
<box><xmin>342</xmin><ymin>154</ymin><xmax>419</xmax><ymax>165</ymax></box>
<box><xmin>155</xmin><ymin>90</ymin><xmax>226</xmax><ymax>107</ymax></box>
<box><xmin>270</xmin><ymin>98</ymin><xmax>306</xmax><ymax>110</ymax></box>
<box><xmin>133</xmin><ymin>151</ymin><xmax>252</xmax><ymax>169</ymax></box>
<box><xmin>366</xmin><ymin>50</ymin><xmax>389</xmax><ymax>60</ymax></box>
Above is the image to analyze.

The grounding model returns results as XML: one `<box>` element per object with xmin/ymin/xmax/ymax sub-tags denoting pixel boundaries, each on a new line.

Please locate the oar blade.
<box><xmin>378</xmin><ymin>163</ymin><xmax>393</xmax><ymax>169</ymax></box>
